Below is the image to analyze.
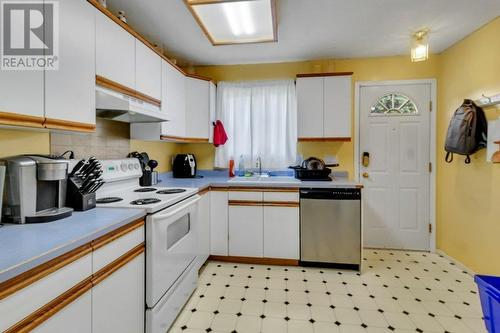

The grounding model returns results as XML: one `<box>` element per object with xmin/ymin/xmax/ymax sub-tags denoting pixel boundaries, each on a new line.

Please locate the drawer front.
<box><xmin>0</xmin><ymin>254</ymin><xmax>92</xmax><ymax>332</ymax></box>
<box><xmin>228</xmin><ymin>191</ymin><xmax>263</xmax><ymax>201</ymax></box>
<box><xmin>263</xmin><ymin>192</ymin><xmax>299</xmax><ymax>202</ymax></box>
<box><xmin>92</xmin><ymin>226</ymin><xmax>144</xmax><ymax>273</ymax></box>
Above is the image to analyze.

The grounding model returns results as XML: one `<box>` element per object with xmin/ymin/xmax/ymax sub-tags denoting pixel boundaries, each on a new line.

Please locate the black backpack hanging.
<box><xmin>444</xmin><ymin>99</ymin><xmax>488</xmax><ymax>164</ymax></box>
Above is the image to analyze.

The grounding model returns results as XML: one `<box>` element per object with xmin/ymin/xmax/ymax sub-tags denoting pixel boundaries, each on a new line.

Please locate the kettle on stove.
<box><xmin>173</xmin><ymin>154</ymin><xmax>197</xmax><ymax>178</ymax></box>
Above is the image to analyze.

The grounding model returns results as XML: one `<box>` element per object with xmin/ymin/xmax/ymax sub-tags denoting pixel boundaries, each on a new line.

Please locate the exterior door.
<box><xmin>359</xmin><ymin>82</ymin><xmax>431</xmax><ymax>250</ymax></box>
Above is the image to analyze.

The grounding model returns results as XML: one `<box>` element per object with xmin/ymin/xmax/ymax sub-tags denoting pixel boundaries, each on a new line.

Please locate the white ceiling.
<box><xmin>106</xmin><ymin>0</ymin><xmax>500</xmax><ymax>66</ymax></box>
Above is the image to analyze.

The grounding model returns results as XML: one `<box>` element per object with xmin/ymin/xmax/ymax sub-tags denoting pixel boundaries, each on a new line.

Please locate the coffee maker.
<box><xmin>0</xmin><ymin>155</ymin><xmax>73</xmax><ymax>223</ymax></box>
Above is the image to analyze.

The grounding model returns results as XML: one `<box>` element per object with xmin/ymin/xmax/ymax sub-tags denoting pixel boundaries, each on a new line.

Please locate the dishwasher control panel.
<box><xmin>300</xmin><ymin>188</ymin><xmax>361</xmax><ymax>200</ymax></box>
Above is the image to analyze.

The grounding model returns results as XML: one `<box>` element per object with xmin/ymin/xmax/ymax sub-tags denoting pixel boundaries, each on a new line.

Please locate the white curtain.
<box><xmin>214</xmin><ymin>80</ymin><xmax>297</xmax><ymax>170</ymax></box>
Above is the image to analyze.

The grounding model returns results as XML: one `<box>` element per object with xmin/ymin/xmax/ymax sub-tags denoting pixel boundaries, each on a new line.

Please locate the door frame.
<box><xmin>354</xmin><ymin>79</ymin><xmax>437</xmax><ymax>252</ymax></box>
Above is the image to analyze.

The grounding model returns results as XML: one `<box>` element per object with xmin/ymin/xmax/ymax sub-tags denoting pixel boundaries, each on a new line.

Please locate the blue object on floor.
<box><xmin>475</xmin><ymin>274</ymin><xmax>500</xmax><ymax>333</ymax></box>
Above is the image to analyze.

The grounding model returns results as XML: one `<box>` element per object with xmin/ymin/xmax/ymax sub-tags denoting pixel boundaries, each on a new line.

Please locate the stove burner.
<box><xmin>156</xmin><ymin>189</ymin><xmax>187</xmax><ymax>194</ymax></box>
<box><xmin>96</xmin><ymin>197</ymin><xmax>123</xmax><ymax>204</ymax></box>
<box><xmin>134</xmin><ymin>187</ymin><xmax>157</xmax><ymax>192</ymax></box>
<box><xmin>130</xmin><ymin>198</ymin><xmax>161</xmax><ymax>205</ymax></box>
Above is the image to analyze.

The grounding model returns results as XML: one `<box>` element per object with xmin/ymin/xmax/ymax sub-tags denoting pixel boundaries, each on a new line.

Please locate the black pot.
<box><xmin>289</xmin><ymin>166</ymin><xmax>332</xmax><ymax>180</ymax></box>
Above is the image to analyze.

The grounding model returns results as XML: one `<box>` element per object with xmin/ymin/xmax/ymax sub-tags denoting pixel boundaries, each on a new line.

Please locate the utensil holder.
<box><xmin>66</xmin><ymin>178</ymin><xmax>96</xmax><ymax>211</ymax></box>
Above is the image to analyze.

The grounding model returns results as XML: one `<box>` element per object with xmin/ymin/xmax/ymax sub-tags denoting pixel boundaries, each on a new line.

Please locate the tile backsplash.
<box><xmin>51</xmin><ymin>119</ymin><xmax>130</xmax><ymax>159</ymax></box>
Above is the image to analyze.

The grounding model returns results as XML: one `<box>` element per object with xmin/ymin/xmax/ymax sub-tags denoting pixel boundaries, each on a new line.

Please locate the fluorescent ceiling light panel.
<box><xmin>185</xmin><ymin>0</ymin><xmax>276</xmax><ymax>45</ymax></box>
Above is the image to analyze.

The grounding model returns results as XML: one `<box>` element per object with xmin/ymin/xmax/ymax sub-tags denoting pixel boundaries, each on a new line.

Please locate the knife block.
<box><xmin>66</xmin><ymin>177</ymin><xmax>96</xmax><ymax>211</ymax></box>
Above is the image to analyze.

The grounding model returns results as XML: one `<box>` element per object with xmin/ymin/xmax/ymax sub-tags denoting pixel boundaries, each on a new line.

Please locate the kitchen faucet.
<box><xmin>256</xmin><ymin>156</ymin><xmax>262</xmax><ymax>176</ymax></box>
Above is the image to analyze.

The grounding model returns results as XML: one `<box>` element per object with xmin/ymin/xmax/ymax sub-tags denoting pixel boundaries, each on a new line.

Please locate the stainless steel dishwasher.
<box><xmin>300</xmin><ymin>188</ymin><xmax>361</xmax><ymax>270</ymax></box>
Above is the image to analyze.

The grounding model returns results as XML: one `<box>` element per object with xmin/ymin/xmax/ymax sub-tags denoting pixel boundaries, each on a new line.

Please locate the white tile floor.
<box><xmin>168</xmin><ymin>250</ymin><xmax>485</xmax><ymax>333</ymax></box>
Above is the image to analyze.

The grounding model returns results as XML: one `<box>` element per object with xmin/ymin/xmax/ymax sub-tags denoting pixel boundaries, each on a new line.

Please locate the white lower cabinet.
<box><xmin>92</xmin><ymin>253</ymin><xmax>145</xmax><ymax>333</ymax></box>
<box><xmin>228</xmin><ymin>205</ymin><xmax>264</xmax><ymax>257</ymax></box>
<box><xmin>263</xmin><ymin>206</ymin><xmax>300</xmax><ymax>259</ymax></box>
<box><xmin>33</xmin><ymin>291</ymin><xmax>92</xmax><ymax>333</ymax></box>
<box><xmin>197</xmin><ymin>192</ymin><xmax>210</xmax><ymax>265</ymax></box>
<box><xmin>210</xmin><ymin>190</ymin><xmax>229</xmax><ymax>256</ymax></box>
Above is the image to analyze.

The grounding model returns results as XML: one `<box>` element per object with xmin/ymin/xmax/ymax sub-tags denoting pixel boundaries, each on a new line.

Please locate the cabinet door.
<box><xmin>264</xmin><ymin>206</ymin><xmax>299</xmax><ymax>259</ymax></box>
<box><xmin>95</xmin><ymin>11</ymin><xmax>135</xmax><ymax>89</ymax></box>
<box><xmin>198</xmin><ymin>192</ymin><xmax>210</xmax><ymax>264</ymax></box>
<box><xmin>161</xmin><ymin>60</ymin><xmax>186</xmax><ymax>137</ymax></box>
<box><xmin>32</xmin><ymin>290</ymin><xmax>91</xmax><ymax>333</ymax></box>
<box><xmin>324</xmin><ymin>76</ymin><xmax>352</xmax><ymax>138</ymax></box>
<box><xmin>297</xmin><ymin>77</ymin><xmax>324</xmax><ymax>138</ymax></box>
<box><xmin>92</xmin><ymin>253</ymin><xmax>145</xmax><ymax>333</ymax></box>
<box><xmin>45</xmin><ymin>0</ymin><xmax>95</xmax><ymax>126</ymax></box>
<box><xmin>185</xmin><ymin>77</ymin><xmax>210</xmax><ymax>139</ymax></box>
<box><xmin>208</xmin><ymin>82</ymin><xmax>216</xmax><ymax>143</ymax></box>
<box><xmin>229</xmin><ymin>205</ymin><xmax>263</xmax><ymax>257</ymax></box>
<box><xmin>210</xmin><ymin>191</ymin><xmax>228</xmax><ymax>256</ymax></box>
<box><xmin>135</xmin><ymin>41</ymin><xmax>161</xmax><ymax>100</ymax></box>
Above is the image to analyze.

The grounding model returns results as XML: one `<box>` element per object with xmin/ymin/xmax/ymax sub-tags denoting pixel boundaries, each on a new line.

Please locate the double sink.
<box><xmin>228</xmin><ymin>173</ymin><xmax>301</xmax><ymax>184</ymax></box>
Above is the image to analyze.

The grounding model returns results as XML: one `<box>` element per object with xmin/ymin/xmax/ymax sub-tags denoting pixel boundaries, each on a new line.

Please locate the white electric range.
<box><xmin>96</xmin><ymin>158</ymin><xmax>202</xmax><ymax>333</ymax></box>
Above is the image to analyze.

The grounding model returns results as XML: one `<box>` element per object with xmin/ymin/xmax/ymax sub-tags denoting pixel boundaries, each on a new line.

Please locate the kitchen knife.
<box><xmin>69</xmin><ymin>159</ymin><xmax>85</xmax><ymax>177</ymax></box>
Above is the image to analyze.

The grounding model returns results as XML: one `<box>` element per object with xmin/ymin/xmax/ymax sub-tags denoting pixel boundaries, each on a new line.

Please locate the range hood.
<box><xmin>95</xmin><ymin>85</ymin><xmax>169</xmax><ymax>123</ymax></box>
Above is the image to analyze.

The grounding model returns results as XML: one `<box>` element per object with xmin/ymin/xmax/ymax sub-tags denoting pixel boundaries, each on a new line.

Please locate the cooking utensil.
<box><xmin>69</xmin><ymin>159</ymin><xmax>85</xmax><ymax>177</ymax></box>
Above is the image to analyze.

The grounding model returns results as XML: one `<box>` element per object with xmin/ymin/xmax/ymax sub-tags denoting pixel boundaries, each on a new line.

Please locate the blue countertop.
<box><xmin>158</xmin><ymin>170</ymin><xmax>360</xmax><ymax>190</ymax></box>
<box><xmin>0</xmin><ymin>208</ymin><xmax>146</xmax><ymax>283</ymax></box>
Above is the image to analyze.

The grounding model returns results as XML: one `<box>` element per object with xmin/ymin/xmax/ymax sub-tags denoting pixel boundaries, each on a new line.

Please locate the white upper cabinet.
<box><xmin>135</xmin><ymin>41</ymin><xmax>161</xmax><ymax>100</ymax></box>
<box><xmin>95</xmin><ymin>11</ymin><xmax>135</xmax><ymax>89</ymax></box>
<box><xmin>185</xmin><ymin>77</ymin><xmax>210</xmax><ymax>139</ymax></box>
<box><xmin>297</xmin><ymin>77</ymin><xmax>324</xmax><ymax>138</ymax></box>
<box><xmin>297</xmin><ymin>74</ymin><xmax>352</xmax><ymax>139</ymax></box>
<box><xmin>44</xmin><ymin>0</ymin><xmax>95</xmax><ymax>126</ymax></box>
<box><xmin>161</xmin><ymin>60</ymin><xmax>186</xmax><ymax>137</ymax></box>
<box><xmin>0</xmin><ymin>70</ymin><xmax>43</xmax><ymax>124</ymax></box>
<box><xmin>324</xmin><ymin>75</ymin><xmax>352</xmax><ymax>138</ymax></box>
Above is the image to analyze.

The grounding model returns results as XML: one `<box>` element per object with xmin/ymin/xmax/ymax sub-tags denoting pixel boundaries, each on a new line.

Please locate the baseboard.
<box><xmin>209</xmin><ymin>255</ymin><xmax>299</xmax><ymax>266</ymax></box>
<box><xmin>435</xmin><ymin>249</ymin><xmax>476</xmax><ymax>275</ymax></box>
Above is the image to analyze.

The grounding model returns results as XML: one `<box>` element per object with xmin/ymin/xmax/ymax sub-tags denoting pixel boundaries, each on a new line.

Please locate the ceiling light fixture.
<box><xmin>411</xmin><ymin>29</ymin><xmax>429</xmax><ymax>62</ymax></box>
<box><xmin>184</xmin><ymin>0</ymin><xmax>276</xmax><ymax>46</ymax></box>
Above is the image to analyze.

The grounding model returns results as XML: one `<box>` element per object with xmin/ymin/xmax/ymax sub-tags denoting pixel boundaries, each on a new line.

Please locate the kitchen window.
<box><xmin>214</xmin><ymin>80</ymin><xmax>297</xmax><ymax>169</ymax></box>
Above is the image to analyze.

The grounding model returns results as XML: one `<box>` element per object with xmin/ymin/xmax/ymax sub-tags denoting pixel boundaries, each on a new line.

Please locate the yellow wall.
<box><xmin>193</xmin><ymin>56</ymin><xmax>440</xmax><ymax>176</ymax></box>
<box><xmin>0</xmin><ymin>128</ymin><xmax>50</xmax><ymax>158</ymax></box>
<box><xmin>436</xmin><ymin>17</ymin><xmax>500</xmax><ymax>274</ymax></box>
<box><xmin>130</xmin><ymin>140</ymin><xmax>180</xmax><ymax>172</ymax></box>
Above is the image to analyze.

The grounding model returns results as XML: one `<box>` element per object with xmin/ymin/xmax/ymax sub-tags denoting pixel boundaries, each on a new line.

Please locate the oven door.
<box><xmin>146</xmin><ymin>194</ymin><xmax>200</xmax><ymax>308</ymax></box>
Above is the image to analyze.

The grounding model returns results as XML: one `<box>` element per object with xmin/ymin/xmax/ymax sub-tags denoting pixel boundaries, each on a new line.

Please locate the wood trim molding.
<box><xmin>160</xmin><ymin>135</ymin><xmax>209</xmax><ymax>143</ymax></box>
<box><xmin>210</xmin><ymin>187</ymin><xmax>229</xmax><ymax>192</ymax></box>
<box><xmin>43</xmin><ymin>118</ymin><xmax>96</xmax><ymax>133</ymax></box>
<box><xmin>228</xmin><ymin>187</ymin><xmax>299</xmax><ymax>192</ymax></box>
<box><xmin>92</xmin><ymin>243</ymin><xmax>145</xmax><ymax>286</ymax></box>
<box><xmin>198</xmin><ymin>187</ymin><xmax>210</xmax><ymax>195</ymax></box>
<box><xmin>4</xmin><ymin>278</ymin><xmax>93</xmax><ymax>333</ymax></box>
<box><xmin>96</xmin><ymin>75</ymin><xmax>161</xmax><ymax>107</ymax></box>
<box><xmin>0</xmin><ymin>111</ymin><xmax>45</xmax><ymax>128</ymax></box>
<box><xmin>87</xmin><ymin>0</ymin><xmax>185</xmax><ymax>76</ymax></box>
<box><xmin>298</xmin><ymin>137</ymin><xmax>351</xmax><ymax>142</ymax></box>
<box><xmin>209</xmin><ymin>255</ymin><xmax>299</xmax><ymax>266</ymax></box>
<box><xmin>185</xmin><ymin>73</ymin><xmax>214</xmax><ymax>82</ymax></box>
<box><xmin>183</xmin><ymin>0</ymin><xmax>278</xmax><ymax>46</ymax></box>
<box><xmin>0</xmin><ymin>244</ymin><xmax>92</xmax><ymax>301</ymax></box>
<box><xmin>91</xmin><ymin>219</ymin><xmax>145</xmax><ymax>251</ymax></box>
<box><xmin>296</xmin><ymin>72</ymin><xmax>354</xmax><ymax>78</ymax></box>
<box><xmin>228</xmin><ymin>200</ymin><xmax>263</xmax><ymax>207</ymax></box>
<box><xmin>262</xmin><ymin>201</ymin><xmax>299</xmax><ymax>207</ymax></box>
<box><xmin>229</xmin><ymin>200</ymin><xmax>299</xmax><ymax>207</ymax></box>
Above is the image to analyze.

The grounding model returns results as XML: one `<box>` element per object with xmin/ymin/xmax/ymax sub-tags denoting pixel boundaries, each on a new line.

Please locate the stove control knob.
<box><xmin>120</xmin><ymin>163</ymin><xmax>127</xmax><ymax>172</ymax></box>
<box><xmin>134</xmin><ymin>163</ymin><xmax>140</xmax><ymax>170</ymax></box>
<box><xmin>128</xmin><ymin>163</ymin><xmax>134</xmax><ymax>170</ymax></box>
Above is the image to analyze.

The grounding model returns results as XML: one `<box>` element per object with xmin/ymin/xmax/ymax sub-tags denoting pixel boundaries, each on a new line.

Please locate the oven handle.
<box><xmin>151</xmin><ymin>195</ymin><xmax>201</xmax><ymax>220</ymax></box>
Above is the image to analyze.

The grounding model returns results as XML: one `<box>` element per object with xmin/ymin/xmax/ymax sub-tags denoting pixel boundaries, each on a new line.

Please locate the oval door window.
<box><xmin>370</xmin><ymin>93</ymin><xmax>418</xmax><ymax>115</ymax></box>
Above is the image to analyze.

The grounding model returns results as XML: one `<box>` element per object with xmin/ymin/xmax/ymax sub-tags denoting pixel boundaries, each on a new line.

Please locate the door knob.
<box><xmin>362</xmin><ymin>172</ymin><xmax>369</xmax><ymax>178</ymax></box>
